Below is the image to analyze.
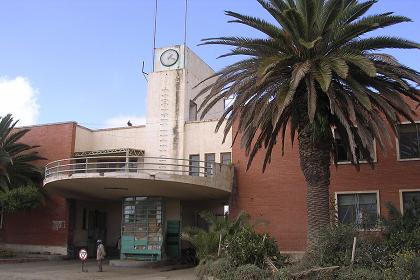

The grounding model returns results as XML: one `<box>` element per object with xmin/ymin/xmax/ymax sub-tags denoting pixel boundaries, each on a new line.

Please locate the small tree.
<box><xmin>0</xmin><ymin>114</ymin><xmax>45</xmax><ymax>215</ymax></box>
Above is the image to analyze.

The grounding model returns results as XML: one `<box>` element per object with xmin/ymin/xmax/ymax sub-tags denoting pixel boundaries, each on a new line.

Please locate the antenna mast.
<box><xmin>152</xmin><ymin>0</ymin><xmax>159</xmax><ymax>72</ymax></box>
<box><xmin>184</xmin><ymin>0</ymin><xmax>188</xmax><ymax>67</ymax></box>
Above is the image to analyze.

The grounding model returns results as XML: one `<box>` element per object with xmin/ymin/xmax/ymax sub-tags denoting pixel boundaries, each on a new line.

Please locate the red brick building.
<box><xmin>0</xmin><ymin>122</ymin><xmax>76</xmax><ymax>254</ymax></box>
<box><xmin>230</xmin><ymin>107</ymin><xmax>420</xmax><ymax>253</ymax></box>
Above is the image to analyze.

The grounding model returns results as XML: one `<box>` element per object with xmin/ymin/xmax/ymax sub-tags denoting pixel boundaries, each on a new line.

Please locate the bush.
<box><xmin>225</xmin><ymin>224</ymin><xmax>284</xmax><ymax>269</ymax></box>
<box><xmin>182</xmin><ymin>211</ymin><xmax>248</xmax><ymax>261</ymax></box>
<box><xmin>195</xmin><ymin>261</ymin><xmax>212</xmax><ymax>280</ymax></box>
<box><xmin>355</xmin><ymin>235</ymin><xmax>391</xmax><ymax>269</ymax></box>
<box><xmin>273</xmin><ymin>268</ymin><xmax>293</xmax><ymax>280</ymax></box>
<box><xmin>0</xmin><ymin>249</ymin><xmax>16</xmax><ymax>258</ymax></box>
<box><xmin>182</xmin><ymin>228</ymin><xmax>220</xmax><ymax>261</ymax></box>
<box><xmin>209</xmin><ymin>258</ymin><xmax>236</xmax><ymax>280</ymax></box>
<box><xmin>382</xmin><ymin>203</ymin><xmax>420</xmax><ymax>256</ymax></box>
<box><xmin>335</xmin><ymin>267</ymin><xmax>383</xmax><ymax>280</ymax></box>
<box><xmin>384</xmin><ymin>251</ymin><xmax>420</xmax><ymax>280</ymax></box>
<box><xmin>0</xmin><ymin>186</ymin><xmax>44</xmax><ymax>213</ymax></box>
<box><xmin>195</xmin><ymin>258</ymin><xmax>236</xmax><ymax>280</ymax></box>
<box><xmin>307</xmin><ymin>224</ymin><xmax>356</xmax><ymax>267</ymax></box>
<box><xmin>233</xmin><ymin>264</ymin><xmax>269</xmax><ymax>280</ymax></box>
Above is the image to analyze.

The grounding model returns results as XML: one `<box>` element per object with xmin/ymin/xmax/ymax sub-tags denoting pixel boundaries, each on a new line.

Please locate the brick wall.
<box><xmin>231</xmin><ymin>108</ymin><xmax>420</xmax><ymax>252</ymax></box>
<box><xmin>0</xmin><ymin>122</ymin><xmax>76</xmax><ymax>247</ymax></box>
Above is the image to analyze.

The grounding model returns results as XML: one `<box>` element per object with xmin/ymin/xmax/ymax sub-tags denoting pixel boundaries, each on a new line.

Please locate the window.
<box><xmin>205</xmin><ymin>153</ymin><xmax>215</xmax><ymax>176</ymax></box>
<box><xmin>189</xmin><ymin>101</ymin><xmax>198</xmax><ymax>121</ymax></box>
<box><xmin>398</xmin><ymin>123</ymin><xmax>420</xmax><ymax>160</ymax></box>
<box><xmin>221</xmin><ymin>152</ymin><xmax>232</xmax><ymax>165</ymax></box>
<box><xmin>402</xmin><ymin>191</ymin><xmax>420</xmax><ymax>218</ymax></box>
<box><xmin>334</xmin><ymin>130</ymin><xmax>372</xmax><ymax>163</ymax></box>
<box><xmin>189</xmin><ymin>155</ymin><xmax>200</xmax><ymax>176</ymax></box>
<box><xmin>337</xmin><ymin>192</ymin><xmax>379</xmax><ymax>229</ymax></box>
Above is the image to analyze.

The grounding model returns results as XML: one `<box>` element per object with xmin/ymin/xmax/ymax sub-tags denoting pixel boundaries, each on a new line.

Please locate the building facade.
<box><xmin>0</xmin><ymin>45</ymin><xmax>419</xmax><ymax>258</ymax></box>
<box><xmin>0</xmin><ymin>46</ymin><xmax>233</xmax><ymax>261</ymax></box>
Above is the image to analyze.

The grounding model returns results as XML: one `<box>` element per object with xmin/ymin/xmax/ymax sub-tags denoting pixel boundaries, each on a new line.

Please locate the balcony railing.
<box><xmin>44</xmin><ymin>156</ymin><xmax>227</xmax><ymax>180</ymax></box>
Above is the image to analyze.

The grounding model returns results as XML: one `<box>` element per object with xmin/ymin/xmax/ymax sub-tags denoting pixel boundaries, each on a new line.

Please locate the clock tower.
<box><xmin>145</xmin><ymin>45</ymin><xmax>220</xmax><ymax>170</ymax></box>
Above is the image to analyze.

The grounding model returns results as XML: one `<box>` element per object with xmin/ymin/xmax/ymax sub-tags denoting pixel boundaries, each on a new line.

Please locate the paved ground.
<box><xmin>0</xmin><ymin>260</ymin><xmax>196</xmax><ymax>280</ymax></box>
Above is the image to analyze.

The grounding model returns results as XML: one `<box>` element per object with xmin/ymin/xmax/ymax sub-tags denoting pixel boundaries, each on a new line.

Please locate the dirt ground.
<box><xmin>0</xmin><ymin>260</ymin><xmax>196</xmax><ymax>280</ymax></box>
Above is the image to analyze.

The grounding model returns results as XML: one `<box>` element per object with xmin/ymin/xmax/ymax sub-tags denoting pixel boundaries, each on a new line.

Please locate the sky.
<box><xmin>0</xmin><ymin>0</ymin><xmax>419</xmax><ymax>128</ymax></box>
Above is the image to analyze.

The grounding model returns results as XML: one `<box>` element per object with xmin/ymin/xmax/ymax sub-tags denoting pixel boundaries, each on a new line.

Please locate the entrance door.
<box><xmin>121</xmin><ymin>197</ymin><xmax>164</xmax><ymax>261</ymax></box>
<box><xmin>87</xmin><ymin>210</ymin><xmax>107</xmax><ymax>257</ymax></box>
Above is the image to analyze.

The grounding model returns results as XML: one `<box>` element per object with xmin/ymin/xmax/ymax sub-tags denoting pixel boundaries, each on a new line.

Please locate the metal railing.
<box><xmin>44</xmin><ymin>155</ymin><xmax>226</xmax><ymax>180</ymax></box>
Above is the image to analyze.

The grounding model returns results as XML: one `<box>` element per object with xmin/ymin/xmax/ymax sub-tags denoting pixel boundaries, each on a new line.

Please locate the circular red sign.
<box><xmin>78</xmin><ymin>249</ymin><xmax>88</xmax><ymax>261</ymax></box>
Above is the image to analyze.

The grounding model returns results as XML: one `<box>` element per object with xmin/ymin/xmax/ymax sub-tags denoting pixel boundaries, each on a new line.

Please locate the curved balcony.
<box><xmin>43</xmin><ymin>156</ymin><xmax>233</xmax><ymax>201</ymax></box>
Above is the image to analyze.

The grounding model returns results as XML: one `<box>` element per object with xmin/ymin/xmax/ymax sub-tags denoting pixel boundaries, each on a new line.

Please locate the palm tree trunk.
<box><xmin>298</xmin><ymin>118</ymin><xmax>332</xmax><ymax>250</ymax></box>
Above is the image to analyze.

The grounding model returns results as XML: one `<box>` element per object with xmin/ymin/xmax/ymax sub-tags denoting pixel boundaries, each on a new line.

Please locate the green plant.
<box><xmin>233</xmin><ymin>264</ymin><xmax>269</xmax><ymax>280</ymax></box>
<box><xmin>0</xmin><ymin>114</ymin><xmax>44</xmax><ymax>192</ymax></box>
<box><xmin>384</xmin><ymin>251</ymin><xmax>420</xmax><ymax>280</ymax></box>
<box><xmin>355</xmin><ymin>234</ymin><xmax>391</xmax><ymax>269</ymax></box>
<box><xmin>182</xmin><ymin>211</ymin><xmax>248</xmax><ymax>261</ymax></box>
<box><xmin>335</xmin><ymin>267</ymin><xmax>383</xmax><ymax>280</ymax></box>
<box><xmin>307</xmin><ymin>224</ymin><xmax>355</xmax><ymax>267</ymax></box>
<box><xmin>382</xmin><ymin>203</ymin><xmax>420</xmax><ymax>255</ymax></box>
<box><xmin>0</xmin><ymin>185</ymin><xmax>45</xmax><ymax>213</ymax></box>
<box><xmin>209</xmin><ymin>258</ymin><xmax>236</xmax><ymax>280</ymax></box>
<box><xmin>273</xmin><ymin>268</ymin><xmax>293</xmax><ymax>280</ymax></box>
<box><xmin>225</xmin><ymin>224</ymin><xmax>284</xmax><ymax>268</ymax></box>
<box><xmin>0</xmin><ymin>249</ymin><xmax>16</xmax><ymax>258</ymax></box>
<box><xmin>195</xmin><ymin>260</ymin><xmax>212</xmax><ymax>280</ymax></box>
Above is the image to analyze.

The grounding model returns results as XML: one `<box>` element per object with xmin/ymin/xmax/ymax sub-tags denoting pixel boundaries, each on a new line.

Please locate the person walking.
<box><xmin>96</xmin><ymin>240</ymin><xmax>106</xmax><ymax>272</ymax></box>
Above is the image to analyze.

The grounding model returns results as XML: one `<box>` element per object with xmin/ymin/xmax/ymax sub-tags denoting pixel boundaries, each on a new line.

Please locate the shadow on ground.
<box><xmin>0</xmin><ymin>260</ymin><xmax>196</xmax><ymax>280</ymax></box>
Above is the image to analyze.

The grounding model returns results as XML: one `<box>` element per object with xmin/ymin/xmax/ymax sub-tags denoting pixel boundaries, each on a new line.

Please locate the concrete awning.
<box><xmin>44</xmin><ymin>171</ymin><xmax>231</xmax><ymax>201</ymax></box>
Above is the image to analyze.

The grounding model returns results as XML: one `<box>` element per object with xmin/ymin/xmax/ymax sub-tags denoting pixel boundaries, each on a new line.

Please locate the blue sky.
<box><xmin>0</xmin><ymin>0</ymin><xmax>419</xmax><ymax>128</ymax></box>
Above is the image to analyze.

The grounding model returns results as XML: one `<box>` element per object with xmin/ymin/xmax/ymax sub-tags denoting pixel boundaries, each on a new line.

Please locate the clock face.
<box><xmin>160</xmin><ymin>49</ymin><xmax>179</xmax><ymax>67</ymax></box>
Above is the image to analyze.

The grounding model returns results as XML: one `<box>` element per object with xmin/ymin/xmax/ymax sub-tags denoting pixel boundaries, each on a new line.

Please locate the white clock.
<box><xmin>160</xmin><ymin>49</ymin><xmax>180</xmax><ymax>67</ymax></box>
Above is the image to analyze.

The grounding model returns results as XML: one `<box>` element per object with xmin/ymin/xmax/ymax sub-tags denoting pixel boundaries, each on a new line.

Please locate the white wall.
<box><xmin>185</xmin><ymin>47</ymin><xmax>224</xmax><ymax>122</ymax></box>
<box><xmin>184</xmin><ymin>120</ymin><xmax>232</xmax><ymax>164</ymax></box>
<box><xmin>75</xmin><ymin>125</ymin><xmax>147</xmax><ymax>153</ymax></box>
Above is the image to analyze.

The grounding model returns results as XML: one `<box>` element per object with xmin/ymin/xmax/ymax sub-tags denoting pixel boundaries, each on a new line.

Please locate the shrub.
<box><xmin>384</xmin><ymin>250</ymin><xmax>420</xmax><ymax>280</ymax></box>
<box><xmin>182</xmin><ymin>227</ymin><xmax>220</xmax><ymax>261</ymax></box>
<box><xmin>182</xmin><ymin>211</ymin><xmax>248</xmax><ymax>261</ymax></box>
<box><xmin>233</xmin><ymin>264</ymin><xmax>269</xmax><ymax>280</ymax></box>
<box><xmin>273</xmin><ymin>268</ymin><xmax>293</xmax><ymax>280</ymax></box>
<box><xmin>209</xmin><ymin>258</ymin><xmax>236</xmax><ymax>280</ymax></box>
<box><xmin>0</xmin><ymin>186</ymin><xmax>44</xmax><ymax>213</ymax></box>
<box><xmin>0</xmin><ymin>249</ymin><xmax>16</xmax><ymax>258</ymax></box>
<box><xmin>382</xmin><ymin>203</ymin><xmax>420</xmax><ymax>256</ymax></box>
<box><xmin>355</xmin><ymin>235</ymin><xmax>391</xmax><ymax>269</ymax></box>
<box><xmin>307</xmin><ymin>224</ymin><xmax>356</xmax><ymax>267</ymax></box>
<box><xmin>225</xmin><ymin>224</ymin><xmax>284</xmax><ymax>268</ymax></box>
<box><xmin>195</xmin><ymin>261</ymin><xmax>212</xmax><ymax>280</ymax></box>
<box><xmin>335</xmin><ymin>267</ymin><xmax>383</xmax><ymax>280</ymax></box>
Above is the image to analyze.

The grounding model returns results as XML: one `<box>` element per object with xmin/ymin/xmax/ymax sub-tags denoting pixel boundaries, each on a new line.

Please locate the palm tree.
<box><xmin>0</xmin><ymin>114</ymin><xmax>44</xmax><ymax>192</ymax></box>
<box><xmin>196</xmin><ymin>0</ymin><xmax>420</xmax><ymax>249</ymax></box>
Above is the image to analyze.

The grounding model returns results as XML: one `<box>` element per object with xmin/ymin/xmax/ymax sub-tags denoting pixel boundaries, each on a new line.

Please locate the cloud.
<box><xmin>104</xmin><ymin>115</ymin><xmax>146</xmax><ymax>128</ymax></box>
<box><xmin>0</xmin><ymin>76</ymin><xmax>39</xmax><ymax>126</ymax></box>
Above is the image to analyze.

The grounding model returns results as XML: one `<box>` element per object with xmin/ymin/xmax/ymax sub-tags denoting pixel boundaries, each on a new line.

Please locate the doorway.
<box><xmin>87</xmin><ymin>210</ymin><xmax>107</xmax><ymax>257</ymax></box>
